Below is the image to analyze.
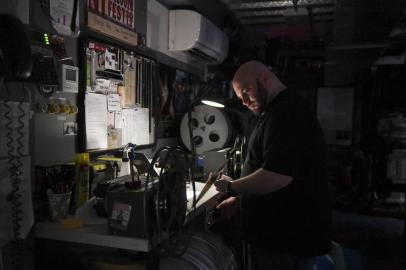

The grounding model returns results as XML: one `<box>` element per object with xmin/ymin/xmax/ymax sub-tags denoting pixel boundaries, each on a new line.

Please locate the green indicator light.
<box><xmin>43</xmin><ymin>33</ymin><xmax>50</xmax><ymax>45</ymax></box>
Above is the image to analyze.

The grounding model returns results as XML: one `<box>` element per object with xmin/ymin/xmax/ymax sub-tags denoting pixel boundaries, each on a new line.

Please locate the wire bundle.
<box><xmin>144</xmin><ymin>146</ymin><xmax>196</xmax><ymax>256</ymax></box>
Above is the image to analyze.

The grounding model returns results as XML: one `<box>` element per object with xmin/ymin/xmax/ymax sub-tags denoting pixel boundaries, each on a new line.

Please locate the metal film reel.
<box><xmin>180</xmin><ymin>105</ymin><xmax>232</xmax><ymax>155</ymax></box>
<box><xmin>159</xmin><ymin>231</ymin><xmax>238</xmax><ymax>270</ymax></box>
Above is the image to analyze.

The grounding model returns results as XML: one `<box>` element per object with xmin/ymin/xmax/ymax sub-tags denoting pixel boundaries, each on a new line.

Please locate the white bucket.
<box><xmin>47</xmin><ymin>191</ymin><xmax>71</xmax><ymax>221</ymax></box>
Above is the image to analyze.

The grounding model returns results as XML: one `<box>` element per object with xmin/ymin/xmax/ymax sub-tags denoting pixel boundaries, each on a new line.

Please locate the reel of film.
<box><xmin>180</xmin><ymin>105</ymin><xmax>232</xmax><ymax>155</ymax></box>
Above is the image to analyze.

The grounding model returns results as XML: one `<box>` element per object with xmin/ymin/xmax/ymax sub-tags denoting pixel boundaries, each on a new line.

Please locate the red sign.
<box><xmin>88</xmin><ymin>0</ymin><xmax>134</xmax><ymax>30</ymax></box>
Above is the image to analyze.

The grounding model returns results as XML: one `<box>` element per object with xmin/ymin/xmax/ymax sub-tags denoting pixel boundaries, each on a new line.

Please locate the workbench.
<box><xmin>35</xmin><ymin>181</ymin><xmax>221</xmax><ymax>269</ymax></box>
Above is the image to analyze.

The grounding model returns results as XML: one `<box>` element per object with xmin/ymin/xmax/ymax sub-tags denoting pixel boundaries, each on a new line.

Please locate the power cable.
<box><xmin>4</xmin><ymin>83</ymin><xmax>27</xmax><ymax>270</ymax></box>
<box><xmin>144</xmin><ymin>146</ymin><xmax>196</xmax><ymax>257</ymax></box>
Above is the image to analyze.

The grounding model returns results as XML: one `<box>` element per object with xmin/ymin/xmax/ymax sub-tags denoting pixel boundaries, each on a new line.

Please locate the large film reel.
<box><xmin>180</xmin><ymin>105</ymin><xmax>232</xmax><ymax>155</ymax></box>
<box><xmin>160</xmin><ymin>231</ymin><xmax>238</xmax><ymax>270</ymax></box>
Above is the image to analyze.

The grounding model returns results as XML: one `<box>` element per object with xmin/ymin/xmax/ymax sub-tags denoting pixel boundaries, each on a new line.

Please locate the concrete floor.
<box><xmin>332</xmin><ymin>211</ymin><xmax>406</xmax><ymax>270</ymax></box>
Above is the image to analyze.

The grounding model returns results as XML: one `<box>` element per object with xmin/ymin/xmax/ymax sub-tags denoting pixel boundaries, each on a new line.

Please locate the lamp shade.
<box><xmin>201</xmin><ymin>91</ymin><xmax>225</xmax><ymax>108</ymax></box>
<box><xmin>201</xmin><ymin>99</ymin><xmax>224</xmax><ymax>108</ymax></box>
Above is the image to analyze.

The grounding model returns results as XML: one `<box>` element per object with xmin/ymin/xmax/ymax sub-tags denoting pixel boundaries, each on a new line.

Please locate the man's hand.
<box><xmin>216</xmin><ymin>196</ymin><xmax>238</xmax><ymax>219</ymax></box>
<box><xmin>214</xmin><ymin>174</ymin><xmax>233</xmax><ymax>193</ymax></box>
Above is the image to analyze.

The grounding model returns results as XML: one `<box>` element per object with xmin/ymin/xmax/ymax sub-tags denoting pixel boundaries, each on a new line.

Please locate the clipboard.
<box><xmin>196</xmin><ymin>164</ymin><xmax>225</xmax><ymax>203</ymax></box>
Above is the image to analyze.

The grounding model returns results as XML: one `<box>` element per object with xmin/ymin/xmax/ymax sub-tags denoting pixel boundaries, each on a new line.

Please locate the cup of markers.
<box><xmin>47</xmin><ymin>183</ymin><xmax>71</xmax><ymax>221</ymax></box>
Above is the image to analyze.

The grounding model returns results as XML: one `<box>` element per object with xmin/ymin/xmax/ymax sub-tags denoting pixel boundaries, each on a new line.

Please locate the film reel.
<box><xmin>180</xmin><ymin>105</ymin><xmax>232</xmax><ymax>155</ymax></box>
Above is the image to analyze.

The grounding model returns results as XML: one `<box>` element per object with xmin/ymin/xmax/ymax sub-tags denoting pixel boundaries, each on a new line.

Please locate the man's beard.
<box><xmin>253</xmin><ymin>80</ymin><xmax>268</xmax><ymax>114</ymax></box>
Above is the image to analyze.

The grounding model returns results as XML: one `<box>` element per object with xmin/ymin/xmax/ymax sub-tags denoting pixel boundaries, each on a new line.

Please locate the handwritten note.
<box><xmin>107</xmin><ymin>94</ymin><xmax>121</xmax><ymax>111</ymax></box>
<box><xmin>85</xmin><ymin>93</ymin><xmax>108</xmax><ymax>150</ymax></box>
<box><xmin>122</xmin><ymin>108</ymin><xmax>150</xmax><ymax>146</ymax></box>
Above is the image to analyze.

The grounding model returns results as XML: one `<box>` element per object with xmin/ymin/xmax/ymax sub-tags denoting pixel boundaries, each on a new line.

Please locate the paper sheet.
<box><xmin>94</xmin><ymin>78</ymin><xmax>111</xmax><ymax>93</ymax></box>
<box><xmin>107</xmin><ymin>112</ymin><xmax>115</xmax><ymax>128</ymax></box>
<box><xmin>0</xmin><ymin>156</ymin><xmax>33</xmax><ymax>242</ymax></box>
<box><xmin>133</xmin><ymin>108</ymin><xmax>150</xmax><ymax>145</ymax></box>
<box><xmin>109</xmin><ymin>80</ymin><xmax>119</xmax><ymax>94</ymax></box>
<box><xmin>122</xmin><ymin>108</ymin><xmax>150</xmax><ymax>146</ymax></box>
<box><xmin>107</xmin><ymin>94</ymin><xmax>121</xmax><ymax>111</ymax></box>
<box><xmin>107</xmin><ymin>128</ymin><xmax>121</xmax><ymax>149</ymax></box>
<box><xmin>187</xmin><ymin>190</ymin><xmax>201</xmax><ymax>201</ymax></box>
<box><xmin>114</xmin><ymin>111</ymin><xmax>123</xmax><ymax>129</ymax></box>
<box><xmin>123</xmin><ymin>69</ymin><xmax>136</xmax><ymax>106</ymax></box>
<box><xmin>85</xmin><ymin>93</ymin><xmax>108</xmax><ymax>150</ymax></box>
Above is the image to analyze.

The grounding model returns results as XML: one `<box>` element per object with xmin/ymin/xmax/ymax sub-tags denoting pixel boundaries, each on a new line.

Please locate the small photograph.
<box><xmin>110</xmin><ymin>202</ymin><xmax>132</xmax><ymax>230</ymax></box>
<box><xmin>63</xmin><ymin>122</ymin><xmax>77</xmax><ymax>136</ymax></box>
<box><xmin>97</xmin><ymin>52</ymin><xmax>105</xmax><ymax>69</ymax></box>
<box><xmin>105</xmin><ymin>48</ymin><xmax>118</xmax><ymax>70</ymax></box>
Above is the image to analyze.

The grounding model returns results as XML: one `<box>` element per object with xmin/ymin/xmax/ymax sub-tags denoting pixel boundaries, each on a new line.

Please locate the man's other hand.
<box><xmin>216</xmin><ymin>196</ymin><xmax>238</xmax><ymax>219</ymax></box>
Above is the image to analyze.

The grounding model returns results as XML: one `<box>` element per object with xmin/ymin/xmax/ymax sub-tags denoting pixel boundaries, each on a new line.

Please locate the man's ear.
<box><xmin>258</xmin><ymin>70</ymin><xmax>271</xmax><ymax>87</ymax></box>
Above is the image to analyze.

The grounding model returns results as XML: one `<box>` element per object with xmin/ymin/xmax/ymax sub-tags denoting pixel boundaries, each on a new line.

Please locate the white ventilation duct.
<box><xmin>169</xmin><ymin>9</ymin><xmax>229</xmax><ymax>64</ymax></box>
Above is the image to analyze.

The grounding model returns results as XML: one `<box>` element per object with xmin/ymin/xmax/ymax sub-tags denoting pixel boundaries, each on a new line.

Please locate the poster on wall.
<box><xmin>87</xmin><ymin>0</ymin><xmax>134</xmax><ymax>29</ymax></box>
<box><xmin>50</xmin><ymin>0</ymin><xmax>79</xmax><ymax>35</ymax></box>
<box><xmin>156</xmin><ymin>66</ymin><xmax>200</xmax><ymax>139</ymax></box>
<box><xmin>87</xmin><ymin>0</ymin><xmax>138</xmax><ymax>45</ymax></box>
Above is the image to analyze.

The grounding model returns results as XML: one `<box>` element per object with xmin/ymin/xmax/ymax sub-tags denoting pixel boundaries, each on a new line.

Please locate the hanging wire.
<box><xmin>144</xmin><ymin>146</ymin><xmax>196</xmax><ymax>257</ymax></box>
<box><xmin>3</xmin><ymin>83</ymin><xmax>26</xmax><ymax>270</ymax></box>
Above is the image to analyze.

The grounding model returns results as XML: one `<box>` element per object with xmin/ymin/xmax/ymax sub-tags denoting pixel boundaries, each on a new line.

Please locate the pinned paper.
<box><xmin>122</xmin><ymin>108</ymin><xmax>150</xmax><ymax>146</ymax></box>
<box><xmin>107</xmin><ymin>94</ymin><xmax>121</xmax><ymax>111</ymax></box>
<box><xmin>94</xmin><ymin>78</ymin><xmax>110</xmax><ymax>93</ymax></box>
<box><xmin>114</xmin><ymin>111</ymin><xmax>123</xmax><ymax>129</ymax></box>
<box><xmin>85</xmin><ymin>93</ymin><xmax>108</xmax><ymax>150</ymax></box>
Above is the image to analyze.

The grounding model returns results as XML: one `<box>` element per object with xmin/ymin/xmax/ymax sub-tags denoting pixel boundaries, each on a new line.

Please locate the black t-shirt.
<box><xmin>240</xmin><ymin>89</ymin><xmax>332</xmax><ymax>256</ymax></box>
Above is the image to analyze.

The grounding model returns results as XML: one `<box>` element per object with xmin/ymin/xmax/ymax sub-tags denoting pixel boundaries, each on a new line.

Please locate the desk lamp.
<box><xmin>201</xmin><ymin>92</ymin><xmax>225</xmax><ymax>108</ymax></box>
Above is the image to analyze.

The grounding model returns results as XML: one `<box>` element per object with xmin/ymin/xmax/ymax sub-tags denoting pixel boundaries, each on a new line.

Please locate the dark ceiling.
<box><xmin>157</xmin><ymin>0</ymin><xmax>406</xmax><ymax>46</ymax></box>
<box><xmin>223</xmin><ymin>0</ymin><xmax>335</xmax><ymax>26</ymax></box>
<box><xmin>157</xmin><ymin>0</ymin><xmax>335</xmax><ymax>26</ymax></box>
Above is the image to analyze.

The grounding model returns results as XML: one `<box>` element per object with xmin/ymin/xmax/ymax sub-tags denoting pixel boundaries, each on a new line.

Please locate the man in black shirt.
<box><xmin>214</xmin><ymin>60</ymin><xmax>332</xmax><ymax>270</ymax></box>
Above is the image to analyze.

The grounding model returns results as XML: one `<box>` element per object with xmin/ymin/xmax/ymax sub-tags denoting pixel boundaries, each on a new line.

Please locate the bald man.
<box><xmin>214</xmin><ymin>61</ymin><xmax>332</xmax><ymax>270</ymax></box>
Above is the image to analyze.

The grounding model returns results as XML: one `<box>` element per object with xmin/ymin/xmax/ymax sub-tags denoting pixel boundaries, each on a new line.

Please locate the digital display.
<box><xmin>65</xmin><ymin>68</ymin><xmax>77</xmax><ymax>81</ymax></box>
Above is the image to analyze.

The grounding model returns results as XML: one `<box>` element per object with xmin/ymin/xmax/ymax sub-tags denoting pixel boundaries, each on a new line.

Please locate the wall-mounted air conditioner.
<box><xmin>169</xmin><ymin>9</ymin><xmax>229</xmax><ymax>64</ymax></box>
